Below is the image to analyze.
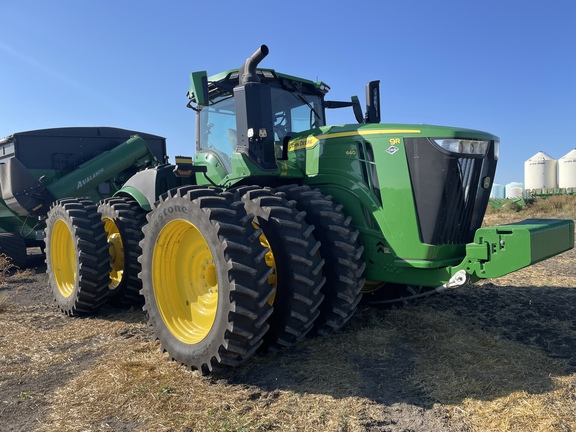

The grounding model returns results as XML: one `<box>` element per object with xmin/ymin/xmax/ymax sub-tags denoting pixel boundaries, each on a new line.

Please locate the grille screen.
<box><xmin>404</xmin><ymin>138</ymin><xmax>497</xmax><ymax>245</ymax></box>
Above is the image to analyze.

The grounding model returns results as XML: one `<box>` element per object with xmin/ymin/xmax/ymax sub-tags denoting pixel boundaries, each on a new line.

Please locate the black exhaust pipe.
<box><xmin>239</xmin><ymin>44</ymin><xmax>269</xmax><ymax>84</ymax></box>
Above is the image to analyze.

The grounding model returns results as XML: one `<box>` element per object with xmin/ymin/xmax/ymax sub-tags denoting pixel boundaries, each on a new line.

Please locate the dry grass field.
<box><xmin>0</xmin><ymin>196</ymin><xmax>575</xmax><ymax>431</ymax></box>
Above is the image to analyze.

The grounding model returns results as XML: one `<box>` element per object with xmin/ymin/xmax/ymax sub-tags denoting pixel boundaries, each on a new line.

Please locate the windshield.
<box><xmin>197</xmin><ymin>87</ymin><xmax>323</xmax><ymax>168</ymax></box>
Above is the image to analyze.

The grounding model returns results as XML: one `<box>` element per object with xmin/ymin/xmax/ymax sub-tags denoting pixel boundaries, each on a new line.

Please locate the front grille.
<box><xmin>405</xmin><ymin>138</ymin><xmax>497</xmax><ymax>245</ymax></box>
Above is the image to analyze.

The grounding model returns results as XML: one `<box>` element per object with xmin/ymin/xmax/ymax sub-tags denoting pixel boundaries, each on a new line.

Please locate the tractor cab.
<box><xmin>187</xmin><ymin>45</ymin><xmax>377</xmax><ymax>184</ymax></box>
<box><xmin>188</xmin><ymin>69</ymin><xmax>327</xmax><ymax>176</ymax></box>
<box><xmin>190</xmin><ymin>70</ymin><xmax>326</xmax><ymax>172</ymax></box>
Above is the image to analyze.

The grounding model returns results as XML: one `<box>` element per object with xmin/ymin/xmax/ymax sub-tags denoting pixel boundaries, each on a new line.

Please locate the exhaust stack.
<box><xmin>239</xmin><ymin>45</ymin><xmax>269</xmax><ymax>84</ymax></box>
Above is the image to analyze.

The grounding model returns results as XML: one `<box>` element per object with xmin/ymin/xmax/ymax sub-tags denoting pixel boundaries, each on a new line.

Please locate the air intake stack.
<box><xmin>234</xmin><ymin>45</ymin><xmax>276</xmax><ymax>170</ymax></box>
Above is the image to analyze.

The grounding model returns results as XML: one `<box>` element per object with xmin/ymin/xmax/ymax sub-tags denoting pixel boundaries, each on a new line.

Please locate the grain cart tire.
<box><xmin>0</xmin><ymin>233</ymin><xmax>27</xmax><ymax>269</ymax></box>
<box><xmin>237</xmin><ymin>186</ymin><xmax>325</xmax><ymax>349</ymax></box>
<box><xmin>98</xmin><ymin>196</ymin><xmax>146</xmax><ymax>306</ymax></box>
<box><xmin>45</xmin><ymin>198</ymin><xmax>111</xmax><ymax>315</ymax></box>
<box><xmin>276</xmin><ymin>184</ymin><xmax>366</xmax><ymax>336</ymax></box>
<box><xmin>139</xmin><ymin>186</ymin><xmax>274</xmax><ymax>374</ymax></box>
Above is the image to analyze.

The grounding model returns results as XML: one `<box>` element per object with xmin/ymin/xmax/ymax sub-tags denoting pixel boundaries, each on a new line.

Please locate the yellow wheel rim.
<box><xmin>254</xmin><ymin>223</ymin><xmax>277</xmax><ymax>305</ymax></box>
<box><xmin>361</xmin><ymin>280</ymin><xmax>386</xmax><ymax>293</ymax></box>
<box><xmin>153</xmin><ymin>219</ymin><xmax>218</xmax><ymax>344</ymax></box>
<box><xmin>102</xmin><ymin>217</ymin><xmax>124</xmax><ymax>289</ymax></box>
<box><xmin>51</xmin><ymin>220</ymin><xmax>77</xmax><ymax>298</ymax></box>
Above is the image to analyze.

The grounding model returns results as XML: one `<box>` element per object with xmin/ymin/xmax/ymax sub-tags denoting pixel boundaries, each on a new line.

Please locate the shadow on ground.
<box><xmin>222</xmin><ymin>283</ymin><xmax>575</xmax><ymax>408</ymax></box>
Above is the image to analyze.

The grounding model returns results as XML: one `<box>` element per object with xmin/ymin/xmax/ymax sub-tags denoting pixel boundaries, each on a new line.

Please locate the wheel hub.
<box><xmin>153</xmin><ymin>219</ymin><xmax>219</xmax><ymax>344</ymax></box>
<box><xmin>51</xmin><ymin>220</ymin><xmax>77</xmax><ymax>298</ymax></box>
<box><xmin>103</xmin><ymin>218</ymin><xmax>124</xmax><ymax>290</ymax></box>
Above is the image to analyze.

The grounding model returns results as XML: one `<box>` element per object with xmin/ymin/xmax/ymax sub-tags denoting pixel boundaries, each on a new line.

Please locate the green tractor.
<box><xmin>44</xmin><ymin>45</ymin><xmax>574</xmax><ymax>374</ymax></box>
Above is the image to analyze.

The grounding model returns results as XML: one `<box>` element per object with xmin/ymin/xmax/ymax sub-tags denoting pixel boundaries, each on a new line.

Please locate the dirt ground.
<box><xmin>1</xmin><ymin>226</ymin><xmax>575</xmax><ymax>431</ymax></box>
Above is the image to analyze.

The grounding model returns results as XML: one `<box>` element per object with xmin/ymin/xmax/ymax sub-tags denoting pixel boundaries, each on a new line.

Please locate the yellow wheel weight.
<box><xmin>102</xmin><ymin>217</ymin><xmax>124</xmax><ymax>289</ymax></box>
<box><xmin>153</xmin><ymin>219</ymin><xmax>219</xmax><ymax>344</ymax></box>
<box><xmin>361</xmin><ymin>280</ymin><xmax>386</xmax><ymax>293</ymax></box>
<box><xmin>252</xmin><ymin>221</ymin><xmax>277</xmax><ymax>305</ymax></box>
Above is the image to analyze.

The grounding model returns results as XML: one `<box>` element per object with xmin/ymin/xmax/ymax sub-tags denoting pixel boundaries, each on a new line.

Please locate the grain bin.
<box><xmin>506</xmin><ymin>182</ymin><xmax>524</xmax><ymax>198</ymax></box>
<box><xmin>558</xmin><ymin>148</ymin><xmax>576</xmax><ymax>189</ymax></box>
<box><xmin>524</xmin><ymin>151</ymin><xmax>557</xmax><ymax>190</ymax></box>
<box><xmin>490</xmin><ymin>183</ymin><xmax>505</xmax><ymax>199</ymax></box>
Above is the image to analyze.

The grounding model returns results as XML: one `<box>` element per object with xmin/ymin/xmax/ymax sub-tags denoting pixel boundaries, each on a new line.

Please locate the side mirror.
<box><xmin>189</xmin><ymin>71</ymin><xmax>209</xmax><ymax>106</ymax></box>
<box><xmin>350</xmin><ymin>96</ymin><xmax>364</xmax><ymax>123</ymax></box>
<box><xmin>324</xmin><ymin>96</ymin><xmax>364</xmax><ymax>124</ymax></box>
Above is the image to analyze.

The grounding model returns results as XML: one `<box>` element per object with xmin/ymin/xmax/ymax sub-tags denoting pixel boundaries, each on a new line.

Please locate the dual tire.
<box><xmin>45</xmin><ymin>185</ymin><xmax>366</xmax><ymax>373</ymax></box>
<box><xmin>98</xmin><ymin>197</ymin><xmax>147</xmax><ymax>306</ymax></box>
<box><xmin>138</xmin><ymin>186</ymin><xmax>274</xmax><ymax>374</ymax></box>
<box><xmin>44</xmin><ymin>199</ymin><xmax>111</xmax><ymax>315</ymax></box>
<box><xmin>45</xmin><ymin>196</ymin><xmax>146</xmax><ymax>315</ymax></box>
<box><xmin>237</xmin><ymin>186</ymin><xmax>325</xmax><ymax>349</ymax></box>
<box><xmin>276</xmin><ymin>184</ymin><xmax>366</xmax><ymax>335</ymax></box>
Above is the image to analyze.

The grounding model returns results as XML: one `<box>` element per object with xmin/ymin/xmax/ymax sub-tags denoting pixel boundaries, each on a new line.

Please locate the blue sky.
<box><xmin>1</xmin><ymin>0</ymin><xmax>574</xmax><ymax>186</ymax></box>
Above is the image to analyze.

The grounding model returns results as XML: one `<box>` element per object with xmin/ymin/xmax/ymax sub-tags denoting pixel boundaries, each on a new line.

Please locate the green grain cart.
<box><xmin>0</xmin><ymin>127</ymin><xmax>166</xmax><ymax>273</ymax></box>
<box><xmin>44</xmin><ymin>46</ymin><xmax>574</xmax><ymax>374</ymax></box>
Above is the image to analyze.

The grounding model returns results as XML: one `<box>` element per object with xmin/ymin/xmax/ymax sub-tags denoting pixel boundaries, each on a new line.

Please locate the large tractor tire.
<box><xmin>139</xmin><ymin>186</ymin><xmax>274</xmax><ymax>374</ymax></box>
<box><xmin>44</xmin><ymin>198</ymin><xmax>111</xmax><ymax>315</ymax></box>
<box><xmin>276</xmin><ymin>184</ymin><xmax>366</xmax><ymax>335</ymax></box>
<box><xmin>237</xmin><ymin>186</ymin><xmax>325</xmax><ymax>349</ymax></box>
<box><xmin>98</xmin><ymin>196</ymin><xmax>147</xmax><ymax>306</ymax></box>
<box><xmin>0</xmin><ymin>233</ymin><xmax>27</xmax><ymax>269</ymax></box>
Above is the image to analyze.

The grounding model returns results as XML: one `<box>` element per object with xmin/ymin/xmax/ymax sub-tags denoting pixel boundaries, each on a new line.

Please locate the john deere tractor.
<box><xmin>44</xmin><ymin>45</ymin><xmax>574</xmax><ymax>374</ymax></box>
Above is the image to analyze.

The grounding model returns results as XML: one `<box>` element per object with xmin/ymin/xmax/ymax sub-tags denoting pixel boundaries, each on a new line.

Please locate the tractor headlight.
<box><xmin>432</xmin><ymin>139</ymin><xmax>491</xmax><ymax>157</ymax></box>
<box><xmin>493</xmin><ymin>141</ymin><xmax>500</xmax><ymax>160</ymax></box>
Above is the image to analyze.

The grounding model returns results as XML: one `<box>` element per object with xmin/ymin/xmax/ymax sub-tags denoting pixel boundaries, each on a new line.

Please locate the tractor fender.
<box><xmin>115</xmin><ymin>186</ymin><xmax>152</xmax><ymax>211</ymax></box>
<box><xmin>115</xmin><ymin>164</ymin><xmax>196</xmax><ymax>212</ymax></box>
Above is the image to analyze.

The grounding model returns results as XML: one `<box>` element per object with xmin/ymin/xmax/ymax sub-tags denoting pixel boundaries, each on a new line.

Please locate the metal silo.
<box><xmin>524</xmin><ymin>151</ymin><xmax>557</xmax><ymax>191</ymax></box>
<box><xmin>558</xmin><ymin>149</ymin><xmax>576</xmax><ymax>189</ymax></box>
<box><xmin>505</xmin><ymin>182</ymin><xmax>524</xmax><ymax>198</ymax></box>
<box><xmin>490</xmin><ymin>183</ymin><xmax>505</xmax><ymax>199</ymax></box>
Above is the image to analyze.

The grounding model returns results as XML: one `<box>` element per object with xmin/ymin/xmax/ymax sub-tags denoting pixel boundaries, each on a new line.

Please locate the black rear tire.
<box><xmin>276</xmin><ymin>184</ymin><xmax>366</xmax><ymax>335</ymax></box>
<box><xmin>0</xmin><ymin>232</ymin><xmax>27</xmax><ymax>269</ymax></box>
<box><xmin>139</xmin><ymin>186</ymin><xmax>274</xmax><ymax>374</ymax></box>
<box><xmin>44</xmin><ymin>198</ymin><xmax>111</xmax><ymax>315</ymax></box>
<box><xmin>237</xmin><ymin>186</ymin><xmax>325</xmax><ymax>349</ymax></box>
<box><xmin>98</xmin><ymin>196</ymin><xmax>147</xmax><ymax>306</ymax></box>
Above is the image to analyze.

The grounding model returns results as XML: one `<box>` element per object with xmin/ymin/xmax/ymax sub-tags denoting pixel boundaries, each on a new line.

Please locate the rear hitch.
<box><xmin>367</xmin><ymin>270</ymin><xmax>470</xmax><ymax>306</ymax></box>
<box><xmin>434</xmin><ymin>269</ymin><xmax>469</xmax><ymax>294</ymax></box>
